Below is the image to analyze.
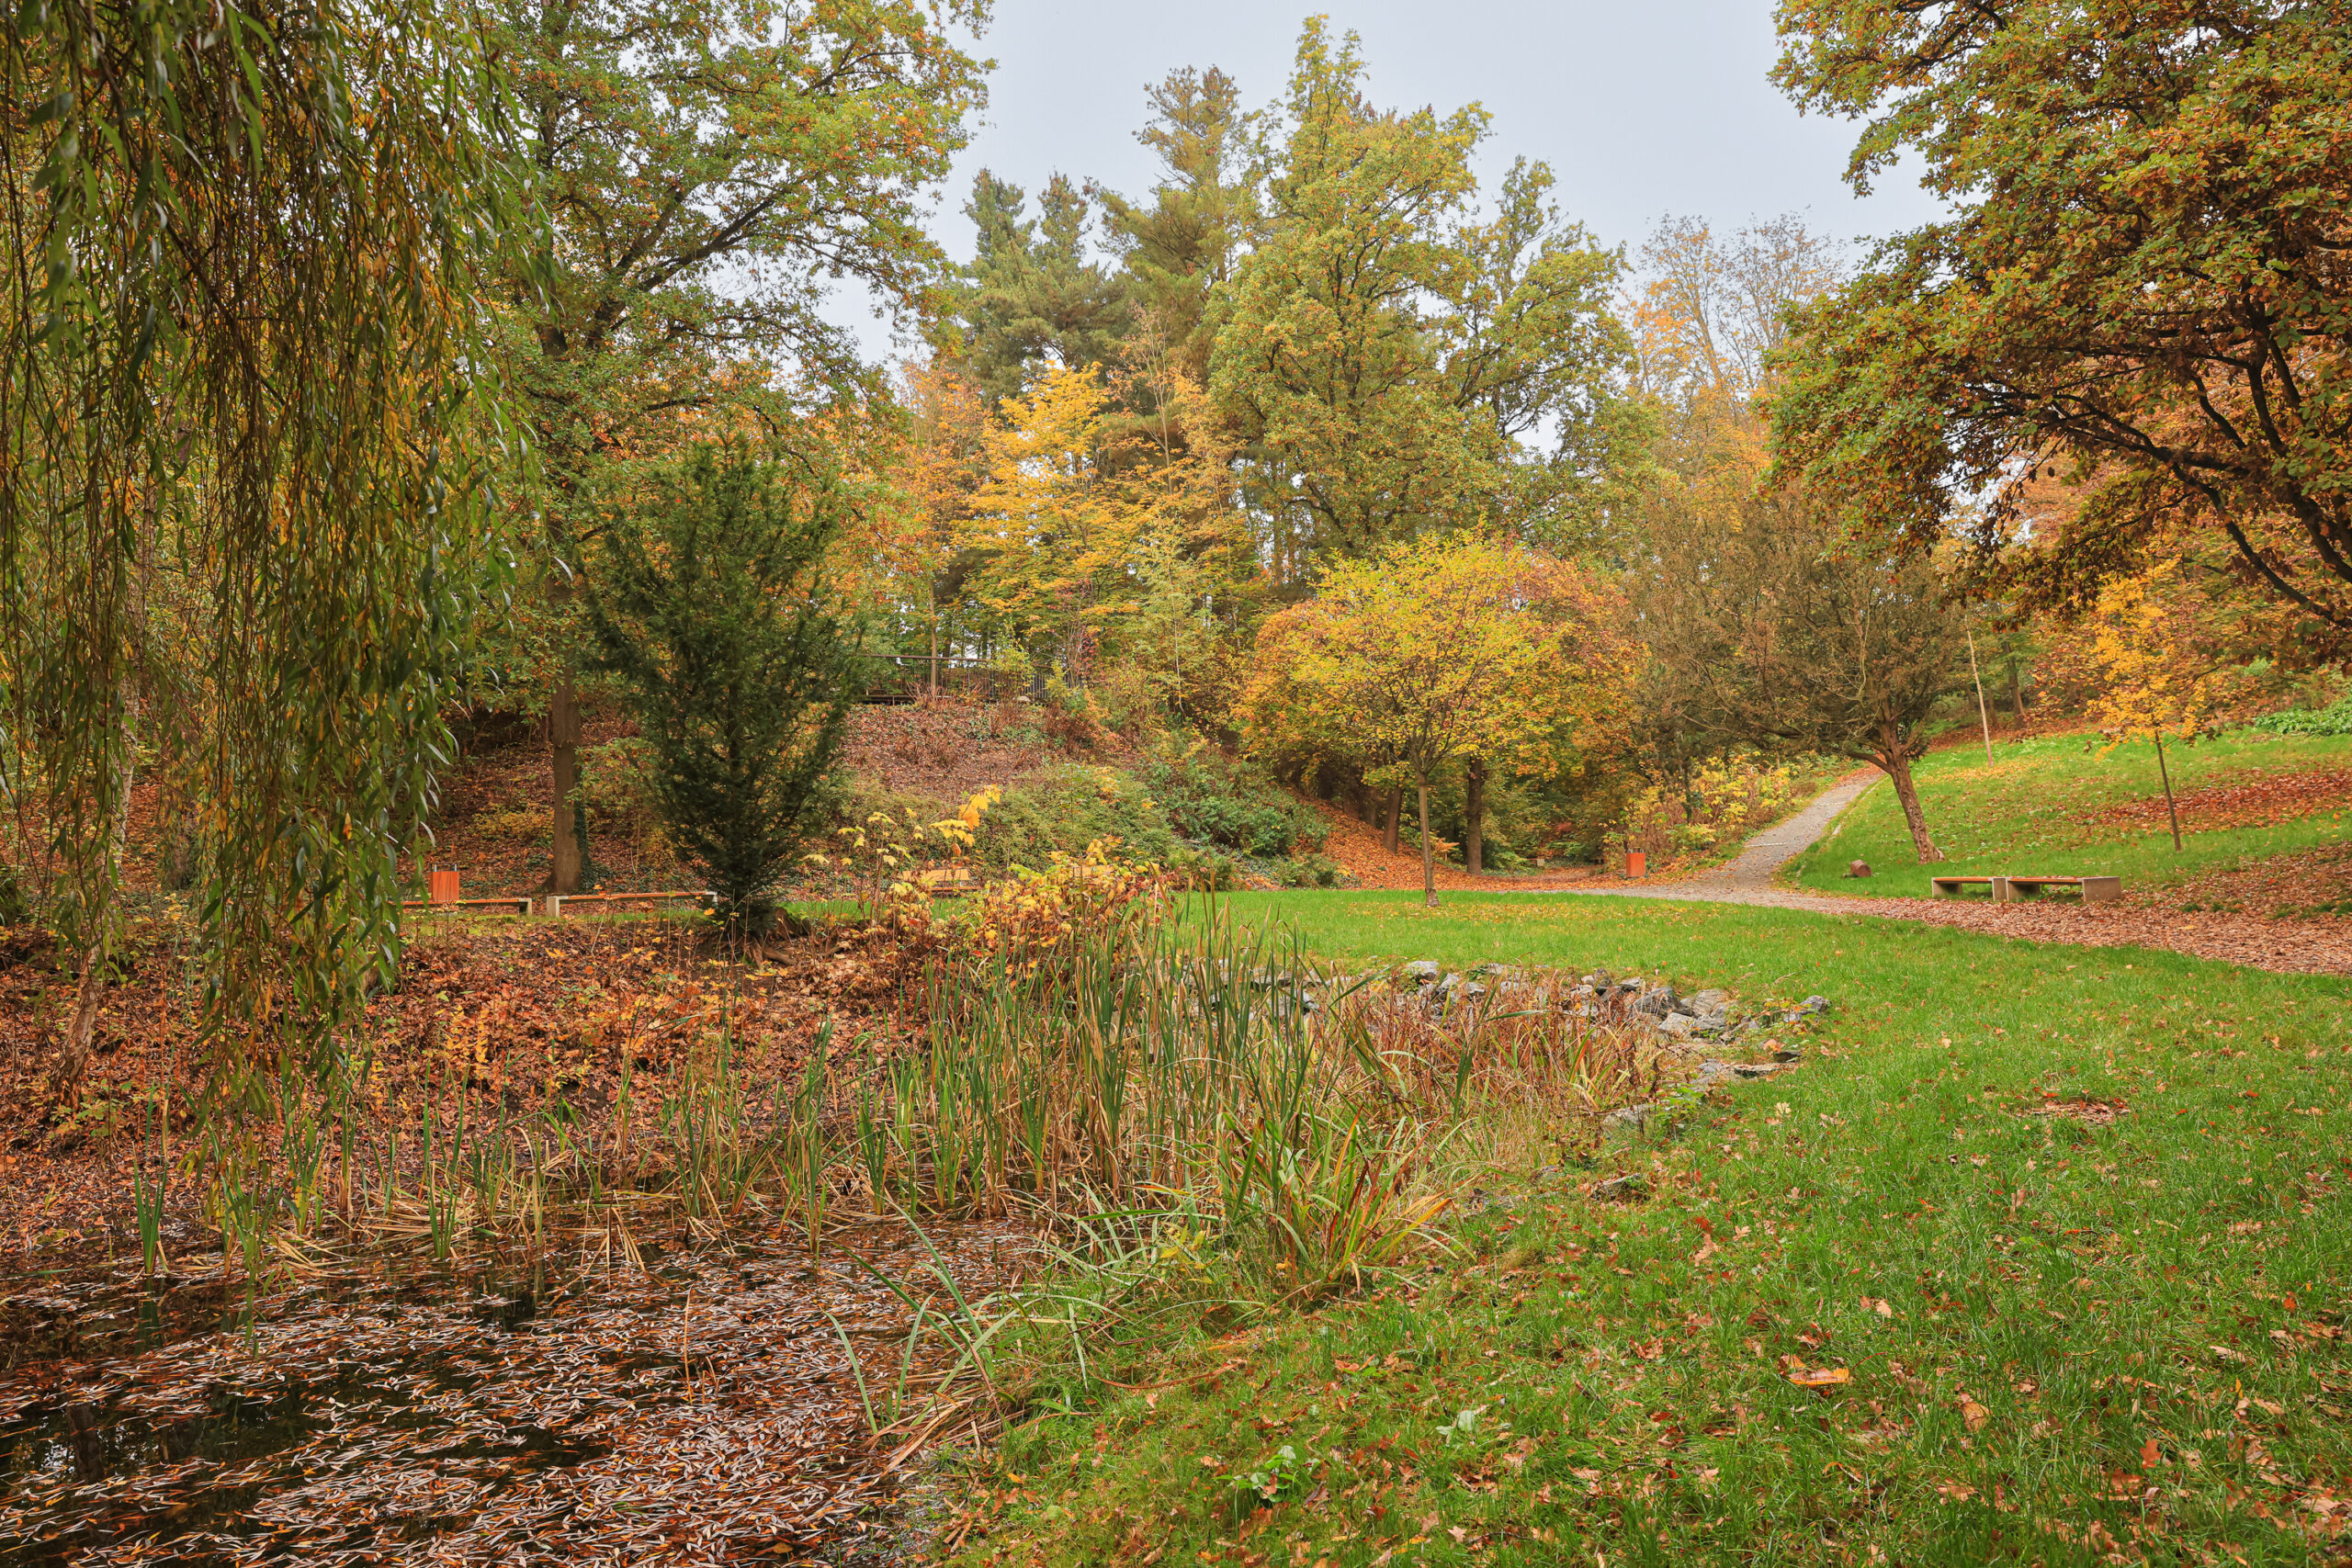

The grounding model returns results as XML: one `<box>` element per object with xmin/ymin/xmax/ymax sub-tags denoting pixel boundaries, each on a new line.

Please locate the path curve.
<box><xmin>1560</xmin><ymin>772</ymin><xmax>1879</xmax><ymax>907</ymax></box>
<box><xmin>1544</xmin><ymin>772</ymin><xmax>2352</xmax><ymax>976</ymax></box>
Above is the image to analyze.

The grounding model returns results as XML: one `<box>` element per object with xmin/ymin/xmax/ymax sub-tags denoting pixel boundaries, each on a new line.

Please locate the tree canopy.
<box><xmin>1770</xmin><ymin>0</ymin><xmax>2352</xmax><ymax>638</ymax></box>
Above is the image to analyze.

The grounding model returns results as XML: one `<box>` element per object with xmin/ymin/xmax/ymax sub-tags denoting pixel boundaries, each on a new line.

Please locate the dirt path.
<box><xmin>1553</xmin><ymin>772</ymin><xmax>2352</xmax><ymax>977</ymax></box>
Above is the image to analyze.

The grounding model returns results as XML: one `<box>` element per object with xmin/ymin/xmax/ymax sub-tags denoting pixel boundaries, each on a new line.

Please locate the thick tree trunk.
<box><xmin>1383</xmin><ymin>787</ymin><xmax>1402</xmax><ymax>854</ymax></box>
<box><xmin>1464</xmin><ymin>758</ymin><xmax>1486</xmax><ymax>874</ymax></box>
<box><xmin>1883</xmin><ymin>749</ymin><xmax>1943</xmax><ymax>863</ymax></box>
<box><xmin>1416</xmin><ymin>775</ymin><xmax>1437</xmax><ymax>908</ymax></box>
<box><xmin>549</xmin><ymin>673</ymin><xmax>584</xmax><ymax>895</ymax></box>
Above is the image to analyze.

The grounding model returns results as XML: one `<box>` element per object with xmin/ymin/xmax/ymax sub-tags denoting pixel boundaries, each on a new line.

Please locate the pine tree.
<box><xmin>586</xmin><ymin>448</ymin><xmax>859</xmax><ymax>933</ymax></box>
<box><xmin>952</xmin><ymin>171</ymin><xmax>1132</xmax><ymax>403</ymax></box>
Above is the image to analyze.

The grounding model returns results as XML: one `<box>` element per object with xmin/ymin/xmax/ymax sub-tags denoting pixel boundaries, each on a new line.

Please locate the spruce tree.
<box><xmin>586</xmin><ymin>447</ymin><xmax>858</xmax><ymax>933</ymax></box>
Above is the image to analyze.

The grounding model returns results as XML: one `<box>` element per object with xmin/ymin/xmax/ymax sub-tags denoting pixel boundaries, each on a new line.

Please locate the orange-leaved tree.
<box><xmin>2081</xmin><ymin>560</ymin><xmax>2217</xmax><ymax>851</ymax></box>
<box><xmin>1240</xmin><ymin>533</ymin><xmax>1626</xmax><ymax>906</ymax></box>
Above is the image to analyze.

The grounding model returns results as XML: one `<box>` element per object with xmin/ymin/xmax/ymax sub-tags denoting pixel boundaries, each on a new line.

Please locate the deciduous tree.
<box><xmin>1240</xmin><ymin>533</ymin><xmax>1624</xmax><ymax>905</ymax></box>
<box><xmin>1645</xmin><ymin>489</ymin><xmax>1966</xmax><ymax>863</ymax></box>
<box><xmin>0</xmin><ymin>0</ymin><xmax>516</xmax><ymax>1089</ymax></box>
<box><xmin>2079</xmin><ymin>560</ymin><xmax>2220</xmax><ymax>851</ymax></box>
<box><xmin>1209</xmin><ymin>21</ymin><xmax>1632</xmax><ymax>573</ymax></box>
<box><xmin>1770</xmin><ymin>0</ymin><xmax>2352</xmax><ymax>637</ymax></box>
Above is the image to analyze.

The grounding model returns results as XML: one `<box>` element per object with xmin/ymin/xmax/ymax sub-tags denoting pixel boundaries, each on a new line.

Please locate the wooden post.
<box><xmin>1967</xmin><ymin>631</ymin><xmax>1994</xmax><ymax>765</ymax></box>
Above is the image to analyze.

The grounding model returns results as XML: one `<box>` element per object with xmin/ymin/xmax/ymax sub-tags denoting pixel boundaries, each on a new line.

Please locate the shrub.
<box><xmin>586</xmin><ymin>446</ymin><xmax>856</xmax><ymax>933</ymax></box>
<box><xmin>2247</xmin><ymin>696</ymin><xmax>2352</xmax><ymax>737</ymax></box>
<box><xmin>1142</xmin><ymin>739</ymin><xmax>1327</xmax><ymax>858</ymax></box>
<box><xmin>972</xmin><ymin>766</ymin><xmax>1183</xmax><ymax>873</ymax></box>
<box><xmin>1270</xmin><ymin>852</ymin><xmax>1343</xmax><ymax>888</ymax></box>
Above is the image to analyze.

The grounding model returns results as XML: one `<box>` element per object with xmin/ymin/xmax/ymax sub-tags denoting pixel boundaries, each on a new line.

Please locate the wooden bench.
<box><xmin>401</xmin><ymin>896</ymin><xmax>533</xmax><ymax>915</ymax></box>
<box><xmin>545</xmin><ymin>890</ymin><xmax>717</xmax><ymax>917</ymax></box>
<box><xmin>1930</xmin><ymin>874</ymin><xmax>2121</xmax><ymax>904</ymax></box>
<box><xmin>916</xmin><ymin>866</ymin><xmax>981</xmax><ymax>897</ymax></box>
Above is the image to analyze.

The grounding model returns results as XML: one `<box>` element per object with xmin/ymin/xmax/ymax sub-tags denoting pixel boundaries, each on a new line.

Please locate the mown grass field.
<box><xmin>947</xmin><ymin>892</ymin><xmax>2352</xmax><ymax>1566</ymax></box>
<box><xmin>1784</xmin><ymin>729</ymin><xmax>2352</xmax><ymax>900</ymax></box>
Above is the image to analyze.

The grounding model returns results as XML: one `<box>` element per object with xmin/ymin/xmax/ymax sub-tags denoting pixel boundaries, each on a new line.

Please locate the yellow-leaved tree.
<box><xmin>1240</xmin><ymin>533</ymin><xmax>1629</xmax><ymax>906</ymax></box>
<box><xmin>2084</xmin><ymin>559</ymin><xmax>2217</xmax><ymax>851</ymax></box>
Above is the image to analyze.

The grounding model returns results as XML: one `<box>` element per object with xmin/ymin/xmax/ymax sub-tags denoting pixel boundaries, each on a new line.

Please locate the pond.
<box><xmin>1</xmin><ymin>1224</ymin><xmax>1023</xmax><ymax>1564</ymax></box>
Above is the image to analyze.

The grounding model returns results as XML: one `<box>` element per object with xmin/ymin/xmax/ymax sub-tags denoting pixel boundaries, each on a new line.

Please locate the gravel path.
<box><xmin>1552</xmin><ymin>772</ymin><xmax>2352</xmax><ymax>976</ymax></box>
<box><xmin>1562</xmin><ymin>772</ymin><xmax>1881</xmax><ymax>906</ymax></box>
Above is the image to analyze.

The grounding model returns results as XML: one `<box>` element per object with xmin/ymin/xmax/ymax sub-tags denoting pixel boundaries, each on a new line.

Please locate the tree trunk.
<box><xmin>1464</xmin><ymin>758</ymin><xmax>1486</xmax><ymax>874</ymax></box>
<box><xmin>2154</xmin><ymin>730</ymin><xmax>2183</xmax><ymax>850</ymax></box>
<box><xmin>2007</xmin><ymin>658</ymin><xmax>2024</xmax><ymax>725</ymax></box>
<box><xmin>1383</xmin><ymin>787</ymin><xmax>1402</xmax><ymax>854</ymax></box>
<box><xmin>1416</xmin><ymin>774</ymin><xmax>1437</xmax><ymax>908</ymax></box>
<box><xmin>1883</xmin><ymin>749</ymin><xmax>1943</xmax><ymax>863</ymax></box>
<box><xmin>549</xmin><ymin>673</ymin><xmax>584</xmax><ymax>895</ymax></box>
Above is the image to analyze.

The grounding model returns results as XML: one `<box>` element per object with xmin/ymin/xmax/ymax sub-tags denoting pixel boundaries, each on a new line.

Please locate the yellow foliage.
<box><xmin>2083</xmin><ymin>559</ymin><xmax>2217</xmax><ymax>750</ymax></box>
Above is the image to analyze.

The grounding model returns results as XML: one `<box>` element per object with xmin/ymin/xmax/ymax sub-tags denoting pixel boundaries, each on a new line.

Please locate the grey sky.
<box><xmin>835</xmin><ymin>2</ymin><xmax>1944</xmax><ymax>357</ymax></box>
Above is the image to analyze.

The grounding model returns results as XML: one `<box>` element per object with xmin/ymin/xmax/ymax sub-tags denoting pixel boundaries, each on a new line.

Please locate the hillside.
<box><xmin>1787</xmin><ymin>726</ymin><xmax>2352</xmax><ymax>917</ymax></box>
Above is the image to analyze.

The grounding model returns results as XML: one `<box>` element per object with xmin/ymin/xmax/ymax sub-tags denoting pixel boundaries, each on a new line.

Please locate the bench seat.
<box><xmin>1929</xmin><ymin>874</ymin><xmax>2121</xmax><ymax>904</ymax></box>
<box><xmin>546</xmin><ymin>890</ymin><xmax>717</xmax><ymax>917</ymax></box>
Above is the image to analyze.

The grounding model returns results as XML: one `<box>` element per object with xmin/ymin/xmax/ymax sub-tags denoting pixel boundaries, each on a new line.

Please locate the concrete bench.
<box><xmin>545</xmin><ymin>890</ymin><xmax>718</xmax><ymax>917</ymax></box>
<box><xmin>2004</xmin><ymin>874</ymin><xmax>2122</xmax><ymax>903</ymax></box>
<box><xmin>1929</xmin><ymin>874</ymin><xmax>2120</xmax><ymax>904</ymax></box>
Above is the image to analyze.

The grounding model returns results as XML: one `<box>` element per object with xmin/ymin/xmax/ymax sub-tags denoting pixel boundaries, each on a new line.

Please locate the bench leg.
<box><xmin>2080</xmin><ymin>876</ymin><xmax>2122</xmax><ymax>904</ymax></box>
<box><xmin>1991</xmin><ymin>876</ymin><xmax>2014</xmax><ymax>903</ymax></box>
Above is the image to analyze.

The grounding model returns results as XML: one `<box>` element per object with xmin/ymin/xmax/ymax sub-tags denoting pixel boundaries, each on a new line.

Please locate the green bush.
<box><xmin>2248</xmin><ymin>696</ymin><xmax>2352</xmax><ymax>737</ymax></box>
<box><xmin>972</xmin><ymin>766</ymin><xmax>1183</xmax><ymax>873</ymax></box>
<box><xmin>1269</xmin><ymin>852</ymin><xmax>1343</xmax><ymax>888</ymax></box>
<box><xmin>1142</xmin><ymin>739</ymin><xmax>1327</xmax><ymax>858</ymax></box>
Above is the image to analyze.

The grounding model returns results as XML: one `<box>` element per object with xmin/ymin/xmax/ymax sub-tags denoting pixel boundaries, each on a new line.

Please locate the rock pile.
<box><xmin>1366</xmin><ymin>961</ymin><xmax>1831</xmax><ymax>1145</ymax></box>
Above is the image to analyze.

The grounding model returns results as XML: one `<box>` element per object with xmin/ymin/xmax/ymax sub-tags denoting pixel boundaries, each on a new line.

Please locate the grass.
<box><xmin>1785</xmin><ymin>728</ymin><xmax>2352</xmax><ymax>899</ymax></box>
<box><xmin>939</xmin><ymin>891</ymin><xmax>2352</xmax><ymax>1566</ymax></box>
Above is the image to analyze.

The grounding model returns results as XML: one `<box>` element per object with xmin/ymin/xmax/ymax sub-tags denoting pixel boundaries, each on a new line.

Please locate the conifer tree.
<box><xmin>585</xmin><ymin>448</ymin><xmax>859</xmax><ymax>934</ymax></box>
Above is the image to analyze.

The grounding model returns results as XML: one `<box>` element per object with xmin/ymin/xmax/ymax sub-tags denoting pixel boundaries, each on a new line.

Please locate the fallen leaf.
<box><xmin>1959</xmin><ymin>1398</ymin><xmax>1990</xmax><ymax>1432</ymax></box>
<box><xmin>1937</xmin><ymin>1479</ymin><xmax>1977</xmax><ymax>1502</ymax></box>
<box><xmin>1788</xmin><ymin>1366</ymin><xmax>1851</xmax><ymax>1389</ymax></box>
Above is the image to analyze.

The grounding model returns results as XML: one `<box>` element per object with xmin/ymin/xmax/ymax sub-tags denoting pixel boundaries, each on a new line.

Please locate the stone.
<box><xmin>1771</xmin><ymin>1048</ymin><xmax>1803</xmax><ymax>1064</ymax></box>
<box><xmin>1660</xmin><ymin>1012</ymin><xmax>1700</xmax><ymax>1038</ymax></box>
<box><xmin>1593</xmin><ymin>1173</ymin><xmax>1651</xmax><ymax>1202</ymax></box>
<box><xmin>1692</xmin><ymin>1060</ymin><xmax>1738</xmax><ymax>1086</ymax></box>
<box><xmin>1602</xmin><ymin>1104</ymin><xmax>1656</xmax><ymax>1132</ymax></box>
<box><xmin>1401</xmin><ymin>960</ymin><xmax>1442</xmax><ymax>984</ymax></box>
<box><xmin>1732</xmin><ymin>1062</ymin><xmax>1781</xmax><ymax>1078</ymax></box>
<box><xmin>1848</xmin><ymin>860</ymin><xmax>1873</xmax><ymax>878</ymax></box>
<box><xmin>1634</xmin><ymin>987</ymin><xmax>1679</xmax><ymax>1019</ymax></box>
<box><xmin>1689</xmin><ymin>988</ymin><xmax>1728</xmax><ymax>1013</ymax></box>
<box><xmin>1798</xmin><ymin>995</ymin><xmax>1830</xmax><ymax>1015</ymax></box>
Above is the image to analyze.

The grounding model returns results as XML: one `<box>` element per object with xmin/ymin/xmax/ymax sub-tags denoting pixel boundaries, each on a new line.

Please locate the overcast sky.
<box><xmin>840</xmin><ymin>0</ymin><xmax>1944</xmax><ymax>355</ymax></box>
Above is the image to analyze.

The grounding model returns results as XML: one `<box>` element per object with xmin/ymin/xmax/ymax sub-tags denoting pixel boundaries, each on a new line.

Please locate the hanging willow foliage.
<box><xmin>0</xmin><ymin>0</ymin><xmax>525</xmax><ymax>1089</ymax></box>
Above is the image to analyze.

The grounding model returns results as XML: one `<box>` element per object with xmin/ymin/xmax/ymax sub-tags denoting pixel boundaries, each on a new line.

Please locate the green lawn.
<box><xmin>948</xmin><ymin>892</ymin><xmax>2352</xmax><ymax>1566</ymax></box>
<box><xmin>1785</xmin><ymin>728</ymin><xmax>2352</xmax><ymax>900</ymax></box>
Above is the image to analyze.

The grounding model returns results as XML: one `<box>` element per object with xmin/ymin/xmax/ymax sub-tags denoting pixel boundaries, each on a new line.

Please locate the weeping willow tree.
<box><xmin>0</xmin><ymin>1</ymin><xmax>521</xmax><ymax>1095</ymax></box>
